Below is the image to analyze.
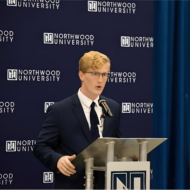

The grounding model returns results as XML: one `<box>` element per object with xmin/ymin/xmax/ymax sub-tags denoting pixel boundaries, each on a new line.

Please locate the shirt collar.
<box><xmin>78</xmin><ymin>88</ymin><xmax>100</xmax><ymax>108</ymax></box>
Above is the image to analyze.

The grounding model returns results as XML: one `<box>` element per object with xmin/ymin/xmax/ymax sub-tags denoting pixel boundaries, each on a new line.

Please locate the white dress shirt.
<box><xmin>77</xmin><ymin>89</ymin><xmax>103</xmax><ymax>138</ymax></box>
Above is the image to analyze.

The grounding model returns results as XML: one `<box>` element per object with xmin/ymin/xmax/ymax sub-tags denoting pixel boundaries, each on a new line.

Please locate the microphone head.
<box><xmin>98</xmin><ymin>98</ymin><xmax>114</xmax><ymax>117</ymax></box>
<box><xmin>98</xmin><ymin>98</ymin><xmax>106</xmax><ymax>105</ymax></box>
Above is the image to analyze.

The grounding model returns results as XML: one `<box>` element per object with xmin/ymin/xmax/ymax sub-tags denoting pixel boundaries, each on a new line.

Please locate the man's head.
<box><xmin>78</xmin><ymin>51</ymin><xmax>110</xmax><ymax>100</ymax></box>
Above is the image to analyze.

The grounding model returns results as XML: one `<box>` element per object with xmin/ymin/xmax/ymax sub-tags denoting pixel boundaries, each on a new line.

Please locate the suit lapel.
<box><xmin>72</xmin><ymin>94</ymin><xmax>93</xmax><ymax>144</ymax></box>
<box><xmin>102</xmin><ymin>115</ymin><xmax>113</xmax><ymax>137</ymax></box>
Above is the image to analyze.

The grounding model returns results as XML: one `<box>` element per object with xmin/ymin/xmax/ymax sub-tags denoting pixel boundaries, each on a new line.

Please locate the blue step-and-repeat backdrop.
<box><xmin>0</xmin><ymin>0</ymin><xmax>153</xmax><ymax>188</ymax></box>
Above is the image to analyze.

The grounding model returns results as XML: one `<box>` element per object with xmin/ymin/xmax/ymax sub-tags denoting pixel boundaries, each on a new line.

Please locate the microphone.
<box><xmin>98</xmin><ymin>98</ymin><xmax>114</xmax><ymax>117</ymax></box>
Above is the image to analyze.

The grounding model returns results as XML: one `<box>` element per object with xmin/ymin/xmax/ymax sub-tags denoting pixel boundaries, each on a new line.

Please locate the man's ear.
<box><xmin>78</xmin><ymin>71</ymin><xmax>84</xmax><ymax>82</ymax></box>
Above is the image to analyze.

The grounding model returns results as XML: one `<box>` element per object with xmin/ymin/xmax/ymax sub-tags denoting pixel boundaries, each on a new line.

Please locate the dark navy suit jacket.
<box><xmin>33</xmin><ymin>93</ymin><xmax>122</xmax><ymax>189</ymax></box>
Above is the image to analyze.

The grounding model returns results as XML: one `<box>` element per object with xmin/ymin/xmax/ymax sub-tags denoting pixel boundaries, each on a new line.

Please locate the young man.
<box><xmin>33</xmin><ymin>51</ymin><xmax>122</xmax><ymax>189</ymax></box>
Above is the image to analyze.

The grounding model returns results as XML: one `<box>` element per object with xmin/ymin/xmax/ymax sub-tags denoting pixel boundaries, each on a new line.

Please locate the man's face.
<box><xmin>79</xmin><ymin>63</ymin><xmax>110</xmax><ymax>100</ymax></box>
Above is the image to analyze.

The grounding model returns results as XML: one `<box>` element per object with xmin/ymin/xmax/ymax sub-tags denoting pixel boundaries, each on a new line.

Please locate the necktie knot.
<box><xmin>91</xmin><ymin>102</ymin><xmax>96</xmax><ymax>109</ymax></box>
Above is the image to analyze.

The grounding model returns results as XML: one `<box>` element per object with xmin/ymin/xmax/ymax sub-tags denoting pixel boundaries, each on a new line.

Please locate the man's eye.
<box><xmin>94</xmin><ymin>72</ymin><xmax>99</xmax><ymax>76</ymax></box>
<box><xmin>102</xmin><ymin>73</ymin><xmax>106</xmax><ymax>77</ymax></box>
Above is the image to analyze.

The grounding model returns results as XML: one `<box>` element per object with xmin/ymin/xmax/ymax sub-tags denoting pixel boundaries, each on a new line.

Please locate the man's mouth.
<box><xmin>96</xmin><ymin>86</ymin><xmax>102</xmax><ymax>89</ymax></box>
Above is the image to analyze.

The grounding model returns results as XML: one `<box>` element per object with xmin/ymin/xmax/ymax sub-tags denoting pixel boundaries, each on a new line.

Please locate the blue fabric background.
<box><xmin>153</xmin><ymin>0</ymin><xmax>190</xmax><ymax>188</ymax></box>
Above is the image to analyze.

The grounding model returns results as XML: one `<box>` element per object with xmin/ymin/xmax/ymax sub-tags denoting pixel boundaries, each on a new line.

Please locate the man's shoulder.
<box><xmin>51</xmin><ymin>93</ymin><xmax>120</xmax><ymax>110</ymax></box>
<box><xmin>100</xmin><ymin>95</ymin><xmax>120</xmax><ymax>107</ymax></box>
<box><xmin>51</xmin><ymin>94</ymin><xmax>77</xmax><ymax>109</ymax></box>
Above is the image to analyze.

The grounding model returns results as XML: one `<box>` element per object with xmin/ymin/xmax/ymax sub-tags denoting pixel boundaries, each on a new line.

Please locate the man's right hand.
<box><xmin>57</xmin><ymin>154</ymin><xmax>76</xmax><ymax>176</ymax></box>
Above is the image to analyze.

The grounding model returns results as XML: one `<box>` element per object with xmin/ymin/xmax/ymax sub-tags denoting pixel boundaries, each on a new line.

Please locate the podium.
<box><xmin>72</xmin><ymin>138</ymin><xmax>167</xmax><ymax>189</ymax></box>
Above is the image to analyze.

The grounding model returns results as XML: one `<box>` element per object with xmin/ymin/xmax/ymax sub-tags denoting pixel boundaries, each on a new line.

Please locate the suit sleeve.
<box><xmin>33</xmin><ymin>105</ymin><xmax>63</xmax><ymax>171</ymax></box>
<box><xmin>116</xmin><ymin>103</ymin><xmax>122</xmax><ymax>138</ymax></box>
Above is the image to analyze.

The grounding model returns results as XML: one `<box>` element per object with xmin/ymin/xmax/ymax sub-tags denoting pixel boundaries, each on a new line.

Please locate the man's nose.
<box><xmin>98</xmin><ymin>74</ymin><xmax>103</xmax><ymax>82</ymax></box>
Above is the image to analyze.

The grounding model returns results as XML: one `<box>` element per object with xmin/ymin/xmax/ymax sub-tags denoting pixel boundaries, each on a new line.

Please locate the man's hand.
<box><xmin>57</xmin><ymin>154</ymin><xmax>76</xmax><ymax>176</ymax></box>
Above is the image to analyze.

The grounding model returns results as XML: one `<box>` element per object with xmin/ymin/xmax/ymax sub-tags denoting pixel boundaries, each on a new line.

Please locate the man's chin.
<box><xmin>93</xmin><ymin>89</ymin><xmax>103</xmax><ymax>96</ymax></box>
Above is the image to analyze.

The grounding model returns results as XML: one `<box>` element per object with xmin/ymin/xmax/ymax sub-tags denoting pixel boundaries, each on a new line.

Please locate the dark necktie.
<box><xmin>90</xmin><ymin>102</ymin><xmax>100</xmax><ymax>141</ymax></box>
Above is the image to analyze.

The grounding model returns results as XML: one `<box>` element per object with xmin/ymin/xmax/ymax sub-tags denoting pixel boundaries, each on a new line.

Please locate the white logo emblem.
<box><xmin>121</xmin><ymin>36</ymin><xmax>130</xmax><ymax>47</ymax></box>
<box><xmin>0</xmin><ymin>173</ymin><xmax>14</xmax><ymax>185</ymax></box>
<box><xmin>44</xmin><ymin>33</ymin><xmax>53</xmax><ymax>44</ymax></box>
<box><xmin>43</xmin><ymin>32</ymin><xmax>94</xmax><ymax>46</ymax></box>
<box><xmin>7</xmin><ymin>69</ymin><xmax>17</xmax><ymax>80</ymax></box>
<box><xmin>43</xmin><ymin>172</ymin><xmax>53</xmax><ymax>183</ymax></box>
<box><xmin>44</xmin><ymin>102</ymin><xmax>54</xmax><ymax>113</ymax></box>
<box><xmin>122</xmin><ymin>103</ymin><xmax>131</xmax><ymax>113</ymax></box>
<box><xmin>88</xmin><ymin>1</ymin><xmax>97</xmax><ymax>12</ymax></box>
<box><xmin>7</xmin><ymin>0</ymin><xmax>17</xmax><ymax>6</ymax></box>
<box><xmin>121</xmin><ymin>36</ymin><xmax>154</xmax><ymax>48</ymax></box>
<box><xmin>5</xmin><ymin>140</ymin><xmax>36</xmax><ymax>152</ymax></box>
<box><xmin>6</xmin><ymin>141</ymin><xmax>16</xmax><ymax>152</ymax></box>
<box><xmin>6</xmin><ymin>0</ymin><xmax>60</xmax><ymax>9</ymax></box>
<box><xmin>108</xmin><ymin>71</ymin><xmax>136</xmax><ymax>84</ymax></box>
<box><xmin>7</xmin><ymin>69</ymin><xmax>60</xmax><ymax>82</ymax></box>
<box><xmin>122</xmin><ymin>102</ymin><xmax>153</xmax><ymax>114</ymax></box>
